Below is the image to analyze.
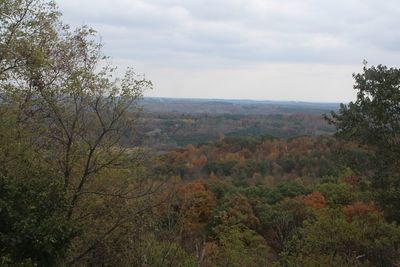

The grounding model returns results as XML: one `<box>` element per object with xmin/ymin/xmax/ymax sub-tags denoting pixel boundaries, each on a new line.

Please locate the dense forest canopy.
<box><xmin>1</xmin><ymin>1</ymin><xmax>400</xmax><ymax>266</ymax></box>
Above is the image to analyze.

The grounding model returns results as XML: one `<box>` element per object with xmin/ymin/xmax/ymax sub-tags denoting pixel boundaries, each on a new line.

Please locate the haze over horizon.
<box><xmin>142</xmin><ymin>95</ymin><xmax>341</xmax><ymax>104</ymax></box>
<box><xmin>57</xmin><ymin>0</ymin><xmax>400</xmax><ymax>102</ymax></box>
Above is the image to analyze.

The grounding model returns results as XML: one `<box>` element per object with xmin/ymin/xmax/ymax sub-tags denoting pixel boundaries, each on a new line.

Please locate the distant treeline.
<box><xmin>135</xmin><ymin>112</ymin><xmax>335</xmax><ymax>148</ymax></box>
<box><xmin>140</xmin><ymin>97</ymin><xmax>340</xmax><ymax>115</ymax></box>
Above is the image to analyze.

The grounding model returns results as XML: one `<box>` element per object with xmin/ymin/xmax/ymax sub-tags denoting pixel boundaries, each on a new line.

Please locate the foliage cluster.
<box><xmin>1</xmin><ymin>1</ymin><xmax>400</xmax><ymax>266</ymax></box>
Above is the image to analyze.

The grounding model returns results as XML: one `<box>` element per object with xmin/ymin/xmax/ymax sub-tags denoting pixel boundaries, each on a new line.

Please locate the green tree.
<box><xmin>0</xmin><ymin>0</ymin><xmax>59</xmax><ymax>79</ymax></box>
<box><xmin>0</xmin><ymin>109</ymin><xmax>78</xmax><ymax>266</ymax></box>
<box><xmin>317</xmin><ymin>182</ymin><xmax>354</xmax><ymax>207</ymax></box>
<box><xmin>326</xmin><ymin>64</ymin><xmax>400</xmax><ymax>221</ymax></box>
<box><xmin>282</xmin><ymin>211</ymin><xmax>400</xmax><ymax>267</ymax></box>
<box><xmin>264</xmin><ymin>181</ymin><xmax>309</xmax><ymax>204</ymax></box>
<box><xmin>214</xmin><ymin>225</ymin><xmax>270</xmax><ymax>267</ymax></box>
<box><xmin>255</xmin><ymin>199</ymin><xmax>313</xmax><ymax>253</ymax></box>
<box><xmin>211</xmin><ymin>192</ymin><xmax>259</xmax><ymax>230</ymax></box>
<box><xmin>0</xmin><ymin>170</ymin><xmax>78</xmax><ymax>266</ymax></box>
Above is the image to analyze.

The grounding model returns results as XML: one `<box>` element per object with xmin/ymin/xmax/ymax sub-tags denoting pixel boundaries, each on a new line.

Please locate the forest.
<box><xmin>136</xmin><ymin>110</ymin><xmax>335</xmax><ymax>149</ymax></box>
<box><xmin>1</xmin><ymin>1</ymin><xmax>400</xmax><ymax>266</ymax></box>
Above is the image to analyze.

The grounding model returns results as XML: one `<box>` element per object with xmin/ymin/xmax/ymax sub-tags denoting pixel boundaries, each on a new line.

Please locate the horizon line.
<box><xmin>142</xmin><ymin>96</ymin><xmax>343</xmax><ymax>105</ymax></box>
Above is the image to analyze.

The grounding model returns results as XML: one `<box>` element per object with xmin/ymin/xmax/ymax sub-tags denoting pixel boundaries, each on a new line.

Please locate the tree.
<box><xmin>0</xmin><ymin>115</ymin><xmax>78</xmax><ymax>266</ymax></box>
<box><xmin>282</xmin><ymin>210</ymin><xmax>400</xmax><ymax>267</ymax></box>
<box><xmin>256</xmin><ymin>199</ymin><xmax>313</xmax><ymax>253</ymax></box>
<box><xmin>1</xmin><ymin>0</ymin><xmax>161</xmax><ymax>265</ymax></box>
<box><xmin>326</xmin><ymin>64</ymin><xmax>400</xmax><ymax>221</ymax></box>
<box><xmin>297</xmin><ymin>191</ymin><xmax>326</xmax><ymax>210</ymax></box>
<box><xmin>134</xmin><ymin>236</ymin><xmax>197</xmax><ymax>267</ymax></box>
<box><xmin>342</xmin><ymin>201</ymin><xmax>380</xmax><ymax>223</ymax></box>
<box><xmin>213</xmin><ymin>225</ymin><xmax>270</xmax><ymax>267</ymax></box>
<box><xmin>0</xmin><ymin>0</ymin><xmax>59</xmax><ymax>79</ymax></box>
<box><xmin>177</xmin><ymin>181</ymin><xmax>216</xmax><ymax>261</ymax></box>
<box><xmin>212</xmin><ymin>192</ymin><xmax>260</xmax><ymax>230</ymax></box>
<box><xmin>317</xmin><ymin>182</ymin><xmax>354</xmax><ymax>207</ymax></box>
<box><xmin>327</xmin><ymin>64</ymin><xmax>400</xmax><ymax>154</ymax></box>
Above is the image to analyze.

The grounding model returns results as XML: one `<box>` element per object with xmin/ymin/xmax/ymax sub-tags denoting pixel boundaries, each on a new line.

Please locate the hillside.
<box><xmin>136</xmin><ymin>98</ymin><xmax>337</xmax><ymax>149</ymax></box>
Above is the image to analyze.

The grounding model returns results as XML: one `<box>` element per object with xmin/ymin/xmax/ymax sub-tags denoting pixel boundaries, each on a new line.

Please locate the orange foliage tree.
<box><xmin>298</xmin><ymin>191</ymin><xmax>326</xmax><ymax>210</ymax></box>
<box><xmin>177</xmin><ymin>181</ymin><xmax>216</xmax><ymax>258</ymax></box>
<box><xmin>342</xmin><ymin>201</ymin><xmax>380</xmax><ymax>222</ymax></box>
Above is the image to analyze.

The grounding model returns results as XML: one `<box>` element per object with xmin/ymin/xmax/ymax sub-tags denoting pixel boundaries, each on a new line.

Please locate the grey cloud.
<box><xmin>58</xmin><ymin>0</ymin><xmax>400</xmax><ymax>66</ymax></box>
<box><xmin>54</xmin><ymin>0</ymin><xmax>400</xmax><ymax>103</ymax></box>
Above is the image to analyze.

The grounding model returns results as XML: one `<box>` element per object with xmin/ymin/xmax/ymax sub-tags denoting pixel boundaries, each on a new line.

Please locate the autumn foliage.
<box><xmin>298</xmin><ymin>191</ymin><xmax>326</xmax><ymax>210</ymax></box>
<box><xmin>342</xmin><ymin>201</ymin><xmax>380</xmax><ymax>222</ymax></box>
<box><xmin>178</xmin><ymin>182</ymin><xmax>216</xmax><ymax>236</ymax></box>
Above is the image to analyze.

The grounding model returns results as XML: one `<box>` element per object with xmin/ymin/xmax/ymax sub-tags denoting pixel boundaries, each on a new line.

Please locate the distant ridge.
<box><xmin>142</xmin><ymin>96</ymin><xmax>341</xmax><ymax>105</ymax></box>
<box><xmin>140</xmin><ymin>97</ymin><xmax>340</xmax><ymax>115</ymax></box>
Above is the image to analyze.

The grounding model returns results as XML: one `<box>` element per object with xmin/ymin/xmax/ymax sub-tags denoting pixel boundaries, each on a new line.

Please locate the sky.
<box><xmin>57</xmin><ymin>0</ymin><xmax>400</xmax><ymax>102</ymax></box>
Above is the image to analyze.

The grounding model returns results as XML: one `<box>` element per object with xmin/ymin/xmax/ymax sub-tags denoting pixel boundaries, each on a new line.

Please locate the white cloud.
<box><xmin>57</xmin><ymin>0</ymin><xmax>400</xmax><ymax>101</ymax></box>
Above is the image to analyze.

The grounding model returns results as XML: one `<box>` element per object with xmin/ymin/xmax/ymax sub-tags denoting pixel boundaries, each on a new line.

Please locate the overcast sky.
<box><xmin>57</xmin><ymin>0</ymin><xmax>400</xmax><ymax>102</ymax></box>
